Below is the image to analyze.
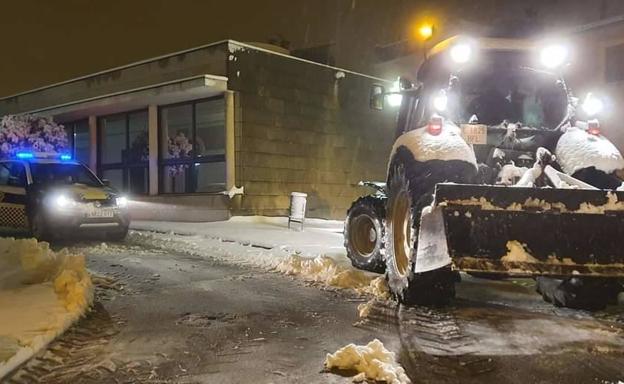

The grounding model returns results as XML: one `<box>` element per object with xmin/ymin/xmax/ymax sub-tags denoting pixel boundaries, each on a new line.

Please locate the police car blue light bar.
<box><xmin>60</xmin><ymin>154</ymin><xmax>72</xmax><ymax>161</ymax></box>
<box><xmin>15</xmin><ymin>152</ymin><xmax>34</xmax><ymax>159</ymax></box>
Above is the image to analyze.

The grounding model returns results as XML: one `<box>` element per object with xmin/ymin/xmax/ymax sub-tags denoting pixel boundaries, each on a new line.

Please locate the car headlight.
<box><xmin>55</xmin><ymin>194</ymin><xmax>71</xmax><ymax>208</ymax></box>
<box><xmin>116</xmin><ymin>196</ymin><xmax>128</xmax><ymax>208</ymax></box>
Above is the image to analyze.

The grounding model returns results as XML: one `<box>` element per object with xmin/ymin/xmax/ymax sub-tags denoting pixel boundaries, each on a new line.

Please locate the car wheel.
<box><xmin>344</xmin><ymin>196</ymin><xmax>386</xmax><ymax>274</ymax></box>
<box><xmin>30</xmin><ymin>212</ymin><xmax>50</xmax><ymax>241</ymax></box>
<box><xmin>107</xmin><ymin>228</ymin><xmax>128</xmax><ymax>242</ymax></box>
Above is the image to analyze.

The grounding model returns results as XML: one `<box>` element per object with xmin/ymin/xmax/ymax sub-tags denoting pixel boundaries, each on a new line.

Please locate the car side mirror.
<box><xmin>101</xmin><ymin>179</ymin><xmax>111</xmax><ymax>187</ymax></box>
<box><xmin>370</xmin><ymin>84</ymin><xmax>385</xmax><ymax>110</ymax></box>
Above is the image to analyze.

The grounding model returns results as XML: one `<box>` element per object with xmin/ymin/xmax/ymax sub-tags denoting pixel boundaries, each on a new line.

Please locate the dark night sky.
<box><xmin>1</xmin><ymin>0</ymin><xmax>342</xmax><ymax>97</ymax></box>
<box><xmin>1</xmin><ymin>0</ymin><xmax>617</xmax><ymax>97</ymax></box>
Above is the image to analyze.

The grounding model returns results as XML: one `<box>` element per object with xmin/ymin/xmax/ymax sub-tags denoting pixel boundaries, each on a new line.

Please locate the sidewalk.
<box><xmin>131</xmin><ymin>216</ymin><xmax>347</xmax><ymax>263</ymax></box>
<box><xmin>129</xmin><ymin>216</ymin><xmax>389</xmax><ymax>299</ymax></box>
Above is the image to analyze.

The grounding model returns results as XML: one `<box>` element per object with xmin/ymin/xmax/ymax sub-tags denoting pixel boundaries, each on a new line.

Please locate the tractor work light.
<box><xmin>432</xmin><ymin>91</ymin><xmax>448</xmax><ymax>112</ymax></box>
<box><xmin>15</xmin><ymin>152</ymin><xmax>34</xmax><ymax>159</ymax></box>
<box><xmin>582</xmin><ymin>92</ymin><xmax>605</xmax><ymax>117</ymax></box>
<box><xmin>539</xmin><ymin>44</ymin><xmax>569</xmax><ymax>69</ymax></box>
<box><xmin>449</xmin><ymin>43</ymin><xmax>472</xmax><ymax>64</ymax></box>
<box><xmin>386</xmin><ymin>78</ymin><xmax>403</xmax><ymax>108</ymax></box>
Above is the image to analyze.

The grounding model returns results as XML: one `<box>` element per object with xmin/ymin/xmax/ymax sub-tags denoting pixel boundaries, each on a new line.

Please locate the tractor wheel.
<box><xmin>536</xmin><ymin>276</ymin><xmax>622</xmax><ymax>311</ymax></box>
<box><xmin>383</xmin><ymin>160</ymin><xmax>455</xmax><ymax>306</ymax></box>
<box><xmin>344</xmin><ymin>196</ymin><xmax>386</xmax><ymax>274</ymax></box>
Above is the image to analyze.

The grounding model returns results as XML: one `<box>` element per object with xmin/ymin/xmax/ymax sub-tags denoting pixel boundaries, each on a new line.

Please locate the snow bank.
<box><xmin>0</xmin><ymin>238</ymin><xmax>93</xmax><ymax>379</ymax></box>
<box><xmin>276</xmin><ymin>255</ymin><xmax>389</xmax><ymax>298</ymax></box>
<box><xmin>325</xmin><ymin>339</ymin><xmax>410</xmax><ymax>384</ymax></box>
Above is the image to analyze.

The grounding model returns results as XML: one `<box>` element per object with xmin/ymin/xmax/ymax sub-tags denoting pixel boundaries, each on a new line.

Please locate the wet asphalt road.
<box><xmin>5</xmin><ymin>238</ymin><xmax>624</xmax><ymax>383</ymax></box>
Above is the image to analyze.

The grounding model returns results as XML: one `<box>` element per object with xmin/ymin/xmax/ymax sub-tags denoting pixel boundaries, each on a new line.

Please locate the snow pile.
<box><xmin>276</xmin><ymin>255</ymin><xmax>390</xmax><ymax>298</ymax></box>
<box><xmin>392</xmin><ymin>123</ymin><xmax>477</xmax><ymax>168</ymax></box>
<box><xmin>556</xmin><ymin>126</ymin><xmax>624</xmax><ymax>175</ymax></box>
<box><xmin>325</xmin><ymin>339</ymin><xmax>410</xmax><ymax>384</ymax></box>
<box><xmin>0</xmin><ymin>238</ymin><xmax>93</xmax><ymax>379</ymax></box>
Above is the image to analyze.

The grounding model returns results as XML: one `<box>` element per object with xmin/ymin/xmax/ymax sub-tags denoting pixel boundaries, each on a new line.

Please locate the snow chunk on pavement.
<box><xmin>325</xmin><ymin>339</ymin><xmax>410</xmax><ymax>384</ymax></box>
<box><xmin>276</xmin><ymin>255</ymin><xmax>389</xmax><ymax>298</ymax></box>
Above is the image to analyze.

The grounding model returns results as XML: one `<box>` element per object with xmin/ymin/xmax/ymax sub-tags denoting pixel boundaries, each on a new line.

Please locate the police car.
<box><xmin>0</xmin><ymin>152</ymin><xmax>130</xmax><ymax>241</ymax></box>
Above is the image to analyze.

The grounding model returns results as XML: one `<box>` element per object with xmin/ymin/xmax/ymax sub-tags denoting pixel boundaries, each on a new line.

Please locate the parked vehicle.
<box><xmin>0</xmin><ymin>152</ymin><xmax>130</xmax><ymax>241</ymax></box>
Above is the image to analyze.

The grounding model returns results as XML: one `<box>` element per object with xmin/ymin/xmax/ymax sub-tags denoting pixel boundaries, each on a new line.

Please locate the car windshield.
<box><xmin>30</xmin><ymin>163</ymin><xmax>102</xmax><ymax>187</ymax></box>
<box><xmin>422</xmin><ymin>51</ymin><xmax>569</xmax><ymax>129</ymax></box>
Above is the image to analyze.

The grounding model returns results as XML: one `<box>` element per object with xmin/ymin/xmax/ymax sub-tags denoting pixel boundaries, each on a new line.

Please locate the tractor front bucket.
<box><xmin>432</xmin><ymin>183</ymin><xmax>624</xmax><ymax>278</ymax></box>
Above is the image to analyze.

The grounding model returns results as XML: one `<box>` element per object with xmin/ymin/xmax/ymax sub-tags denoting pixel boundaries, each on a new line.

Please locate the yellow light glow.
<box><xmin>418</xmin><ymin>24</ymin><xmax>433</xmax><ymax>40</ymax></box>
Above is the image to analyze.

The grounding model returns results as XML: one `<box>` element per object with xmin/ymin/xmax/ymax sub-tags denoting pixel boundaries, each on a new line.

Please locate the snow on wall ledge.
<box><xmin>0</xmin><ymin>238</ymin><xmax>93</xmax><ymax>379</ymax></box>
<box><xmin>556</xmin><ymin>126</ymin><xmax>624</xmax><ymax>175</ymax></box>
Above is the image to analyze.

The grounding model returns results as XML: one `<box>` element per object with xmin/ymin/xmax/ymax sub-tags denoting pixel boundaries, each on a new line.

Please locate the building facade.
<box><xmin>0</xmin><ymin>41</ymin><xmax>396</xmax><ymax>221</ymax></box>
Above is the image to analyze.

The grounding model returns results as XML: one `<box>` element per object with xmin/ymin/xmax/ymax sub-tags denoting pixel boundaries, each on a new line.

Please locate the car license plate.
<box><xmin>87</xmin><ymin>208</ymin><xmax>114</xmax><ymax>218</ymax></box>
<box><xmin>461</xmin><ymin>124</ymin><xmax>487</xmax><ymax>145</ymax></box>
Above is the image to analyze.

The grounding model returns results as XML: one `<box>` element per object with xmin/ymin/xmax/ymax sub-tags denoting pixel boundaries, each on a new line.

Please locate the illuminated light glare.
<box><xmin>386</xmin><ymin>93</ymin><xmax>403</xmax><ymax>107</ymax></box>
<box><xmin>582</xmin><ymin>93</ymin><xmax>604</xmax><ymax>116</ymax></box>
<box><xmin>540</xmin><ymin>44</ymin><xmax>569</xmax><ymax>69</ymax></box>
<box><xmin>60</xmin><ymin>154</ymin><xmax>72</xmax><ymax>161</ymax></box>
<box><xmin>450</xmin><ymin>43</ymin><xmax>472</xmax><ymax>64</ymax></box>
<box><xmin>55</xmin><ymin>195</ymin><xmax>70</xmax><ymax>208</ymax></box>
<box><xmin>433</xmin><ymin>93</ymin><xmax>448</xmax><ymax>112</ymax></box>
<box><xmin>418</xmin><ymin>24</ymin><xmax>433</xmax><ymax>40</ymax></box>
<box><xmin>386</xmin><ymin>79</ymin><xmax>403</xmax><ymax>107</ymax></box>
<box><xmin>116</xmin><ymin>196</ymin><xmax>128</xmax><ymax>208</ymax></box>
<box><xmin>16</xmin><ymin>152</ymin><xmax>34</xmax><ymax>159</ymax></box>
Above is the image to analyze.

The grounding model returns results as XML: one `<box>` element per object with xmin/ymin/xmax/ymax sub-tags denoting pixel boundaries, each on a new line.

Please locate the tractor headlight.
<box><xmin>582</xmin><ymin>92</ymin><xmax>604</xmax><ymax>117</ymax></box>
<box><xmin>116</xmin><ymin>196</ymin><xmax>128</xmax><ymax>208</ymax></box>
<box><xmin>540</xmin><ymin>44</ymin><xmax>569</xmax><ymax>69</ymax></box>
<box><xmin>450</xmin><ymin>43</ymin><xmax>472</xmax><ymax>64</ymax></box>
<box><xmin>432</xmin><ymin>91</ymin><xmax>448</xmax><ymax>112</ymax></box>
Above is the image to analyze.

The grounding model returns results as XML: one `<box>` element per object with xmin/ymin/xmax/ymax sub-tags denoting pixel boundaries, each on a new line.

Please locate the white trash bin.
<box><xmin>288</xmin><ymin>192</ymin><xmax>307</xmax><ymax>231</ymax></box>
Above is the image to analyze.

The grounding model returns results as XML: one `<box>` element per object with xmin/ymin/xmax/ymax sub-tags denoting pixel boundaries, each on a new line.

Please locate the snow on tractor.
<box><xmin>344</xmin><ymin>36</ymin><xmax>624</xmax><ymax>310</ymax></box>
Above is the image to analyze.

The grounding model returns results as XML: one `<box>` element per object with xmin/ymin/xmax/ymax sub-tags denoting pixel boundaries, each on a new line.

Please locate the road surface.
<box><xmin>5</xmin><ymin>237</ymin><xmax>624</xmax><ymax>383</ymax></box>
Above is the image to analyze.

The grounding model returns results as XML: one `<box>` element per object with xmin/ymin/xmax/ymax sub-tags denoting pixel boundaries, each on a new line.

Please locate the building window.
<box><xmin>606</xmin><ymin>43</ymin><xmax>624</xmax><ymax>83</ymax></box>
<box><xmin>159</xmin><ymin>97</ymin><xmax>226</xmax><ymax>194</ymax></box>
<box><xmin>98</xmin><ymin>110</ymin><xmax>149</xmax><ymax>195</ymax></box>
<box><xmin>62</xmin><ymin>119</ymin><xmax>90</xmax><ymax>165</ymax></box>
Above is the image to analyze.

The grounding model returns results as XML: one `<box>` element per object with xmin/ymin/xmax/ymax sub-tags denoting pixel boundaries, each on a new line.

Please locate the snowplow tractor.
<box><xmin>346</xmin><ymin>36</ymin><xmax>624</xmax><ymax>309</ymax></box>
<box><xmin>344</xmin><ymin>183</ymin><xmax>386</xmax><ymax>273</ymax></box>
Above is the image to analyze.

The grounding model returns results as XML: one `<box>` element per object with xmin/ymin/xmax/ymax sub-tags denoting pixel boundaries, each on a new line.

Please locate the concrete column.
<box><xmin>88</xmin><ymin>115</ymin><xmax>97</xmax><ymax>172</ymax></box>
<box><xmin>225</xmin><ymin>91</ymin><xmax>236</xmax><ymax>190</ymax></box>
<box><xmin>148</xmin><ymin>104</ymin><xmax>159</xmax><ymax>195</ymax></box>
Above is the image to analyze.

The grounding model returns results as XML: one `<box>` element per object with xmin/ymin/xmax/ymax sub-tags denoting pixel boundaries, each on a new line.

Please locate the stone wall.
<box><xmin>227</xmin><ymin>43</ymin><xmax>396</xmax><ymax>219</ymax></box>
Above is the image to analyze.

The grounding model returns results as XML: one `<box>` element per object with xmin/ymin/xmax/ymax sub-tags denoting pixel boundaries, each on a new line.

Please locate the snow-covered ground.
<box><xmin>132</xmin><ymin>216</ymin><xmax>346</xmax><ymax>260</ymax></box>
<box><xmin>129</xmin><ymin>217</ymin><xmax>390</xmax><ymax>299</ymax></box>
<box><xmin>0</xmin><ymin>238</ymin><xmax>93</xmax><ymax>379</ymax></box>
